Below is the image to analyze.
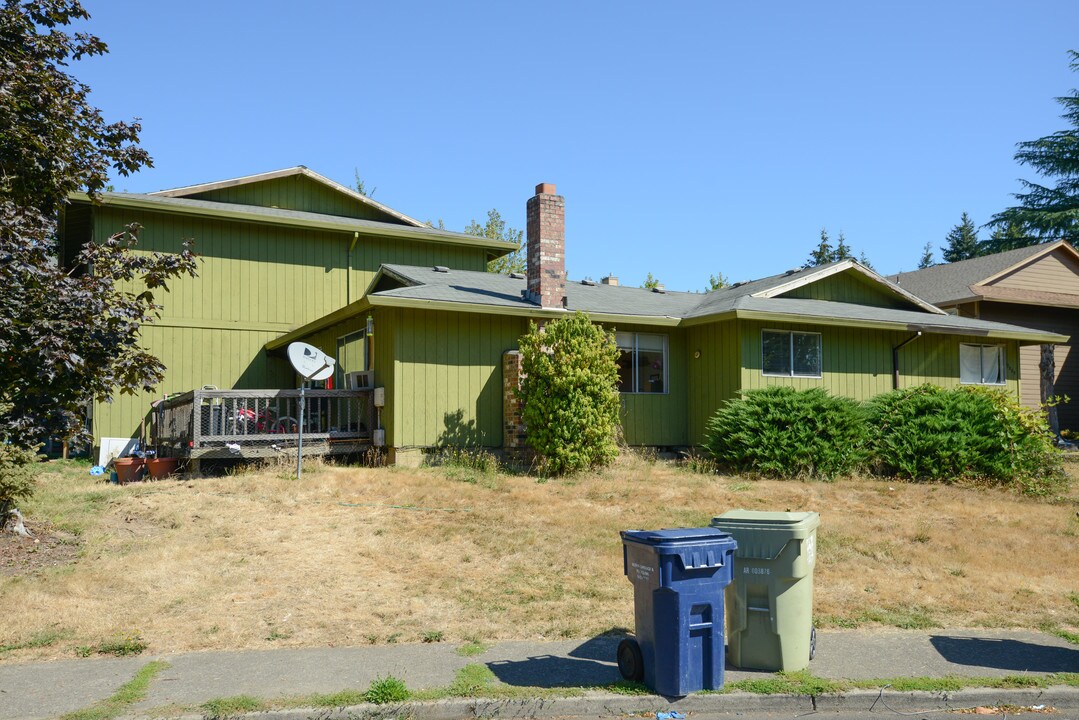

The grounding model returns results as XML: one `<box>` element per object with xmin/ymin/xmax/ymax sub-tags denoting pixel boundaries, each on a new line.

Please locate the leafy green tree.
<box><xmin>517</xmin><ymin>313</ymin><xmax>621</xmax><ymax>475</ymax></box>
<box><xmin>941</xmin><ymin>212</ymin><xmax>980</xmax><ymax>263</ymax></box>
<box><xmin>707</xmin><ymin>272</ymin><xmax>730</xmax><ymax>291</ymax></box>
<box><xmin>917</xmin><ymin>242</ymin><xmax>935</xmax><ymax>269</ymax></box>
<box><xmin>465</xmin><ymin>210</ymin><xmax>525</xmax><ymax>274</ymax></box>
<box><xmin>0</xmin><ymin>0</ymin><xmax>198</xmax><ymax>449</ymax></box>
<box><xmin>990</xmin><ymin>51</ymin><xmax>1079</xmax><ymax>244</ymax></box>
<box><xmin>641</xmin><ymin>272</ymin><xmax>660</xmax><ymax>289</ymax></box>
<box><xmin>804</xmin><ymin>228</ymin><xmax>835</xmax><ymax>267</ymax></box>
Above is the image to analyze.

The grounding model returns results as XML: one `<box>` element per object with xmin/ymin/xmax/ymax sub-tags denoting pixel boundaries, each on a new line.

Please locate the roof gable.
<box><xmin>983</xmin><ymin>242</ymin><xmax>1079</xmax><ymax>296</ymax></box>
<box><xmin>752</xmin><ymin>261</ymin><xmax>944</xmax><ymax>315</ymax></box>
<box><xmin>150</xmin><ymin>166</ymin><xmax>426</xmax><ymax>227</ymax></box>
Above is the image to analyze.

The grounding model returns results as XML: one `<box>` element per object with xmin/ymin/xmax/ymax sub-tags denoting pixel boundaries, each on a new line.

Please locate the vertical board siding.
<box><xmin>737</xmin><ymin>319</ymin><xmax>1020</xmax><ymax>399</ymax></box>
<box><xmin>615</xmin><ymin>323</ymin><xmax>689</xmax><ymax>446</ymax></box>
<box><xmin>188</xmin><ymin>175</ymin><xmax>402</xmax><ymax>222</ymax></box>
<box><xmin>778</xmin><ymin>271</ymin><xmax>914</xmax><ymax>309</ymax></box>
<box><xmin>686</xmin><ymin>320</ymin><xmax>742</xmax><ymax>446</ymax></box>
<box><xmin>92</xmin><ymin>326</ymin><xmax>293</xmax><ymax>441</ymax></box>
<box><xmin>392</xmin><ymin>309</ymin><xmax>526</xmax><ymax>448</ymax></box>
<box><xmin>350</xmin><ymin>237</ymin><xmax>487</xmax><ymax>301</ymax></box>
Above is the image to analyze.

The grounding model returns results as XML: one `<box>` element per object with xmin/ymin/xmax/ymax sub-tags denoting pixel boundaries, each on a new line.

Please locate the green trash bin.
<box><xmin>710</xmin><ymin>510</ymin><xmax>820</xmax><ymax>672</ymax></box>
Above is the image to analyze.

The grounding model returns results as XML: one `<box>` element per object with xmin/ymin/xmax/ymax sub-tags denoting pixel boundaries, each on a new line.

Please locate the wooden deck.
<box><xmin>152</xmin><ymin>388</ymin><xmax>375</xmax><ymax>462</ymax></box>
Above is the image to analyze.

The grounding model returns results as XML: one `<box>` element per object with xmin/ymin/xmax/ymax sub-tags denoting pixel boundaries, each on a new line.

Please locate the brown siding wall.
<box><xmin>976</xmin><ymin>302</ymin><xmax>1079</xmax><ymax>428</ymax></box>
<box><xmin>990</xmin><ymin>250</ymin><xmax>1079</xmax><ymax>295</ymax></box>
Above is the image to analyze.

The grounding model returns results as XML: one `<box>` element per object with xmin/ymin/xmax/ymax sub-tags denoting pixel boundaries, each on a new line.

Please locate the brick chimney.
<box><xmin>526</xmin><ymin>182</ymin><xmax>566</xmax><ymax>308</ymax></box>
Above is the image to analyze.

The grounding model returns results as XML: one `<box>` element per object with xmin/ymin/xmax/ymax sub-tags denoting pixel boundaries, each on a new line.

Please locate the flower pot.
<box><xmin>146</xmin><ymin>457</ymin><xmax>179</xmax><ymax>479</ymax></box>
<box><xmin>113</xmin><ymin>457</ymin><xmax>145</xmax><ymax>484</ymax></box>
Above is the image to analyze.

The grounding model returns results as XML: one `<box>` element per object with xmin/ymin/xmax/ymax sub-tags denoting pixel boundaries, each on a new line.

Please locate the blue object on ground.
<box><xmin>620</xmin><ymin>528</ymin><xmax>737</xmax><ymax>697</ymax></box>
<box><xmin>656</xmin><ymin>712</ymin><xmax>686</xmax><ymax>719</ymax></box>
<box><xmin>89</xmin><ymin>465</ymin><xmax>105</xmax><ymax>476</ymax></box>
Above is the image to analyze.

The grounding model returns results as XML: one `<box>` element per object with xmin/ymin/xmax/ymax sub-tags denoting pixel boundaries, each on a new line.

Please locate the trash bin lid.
<box><xmin>621</xmin><ymin>527</ymin><xmax>734</xmax><ymax>545</ymax></box>
<box><xmin>711</xmin><ymin>510</ymin><xmax>819</xmax><ymax>533</ymax></box>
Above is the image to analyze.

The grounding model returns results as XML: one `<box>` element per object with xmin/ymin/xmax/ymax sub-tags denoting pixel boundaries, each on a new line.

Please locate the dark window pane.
<box><xmin>792</xmin><ymin>333</ymin><xmax>821</xmax><ymax>376</ymax></box>
<box><xmin>762</xmin><ymin>331</ymin><xmax>791</xmax><ymax>375</ymax></box>
<box><xmin>616</xmin><ymin>349</ymin><xmax>634</xmax><ymax>392</ymax></box>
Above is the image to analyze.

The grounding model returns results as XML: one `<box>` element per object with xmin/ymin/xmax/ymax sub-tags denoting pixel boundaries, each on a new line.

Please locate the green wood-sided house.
<box><xmin>62</xmin><ymin>170</ymin><xmax>1067</xmax><ymax>465</ymax></box>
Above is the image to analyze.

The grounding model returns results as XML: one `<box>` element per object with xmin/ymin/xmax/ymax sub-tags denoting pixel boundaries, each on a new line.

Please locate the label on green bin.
<box><xmin>806</xmin><ymin>534</ymin><xmax>816</xmax><ymax>567</ymax></box>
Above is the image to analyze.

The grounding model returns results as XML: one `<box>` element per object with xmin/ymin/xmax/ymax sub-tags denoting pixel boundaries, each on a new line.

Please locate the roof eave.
<box><xmin>68</xmin><ymin>192</ymin><xmax>520</xmax><ymax>253</ymax></box>
<box><xmin>265</xmin><ymin>298</ymin><xmax>375</xmax><ymax>351</ymax></box>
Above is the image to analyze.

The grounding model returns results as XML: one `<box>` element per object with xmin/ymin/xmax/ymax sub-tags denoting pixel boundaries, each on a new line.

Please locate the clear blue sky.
<box><xmin>74</xmin><ymin>1</ymin><xmax>1078</xmax><ymax>290</ymax></box>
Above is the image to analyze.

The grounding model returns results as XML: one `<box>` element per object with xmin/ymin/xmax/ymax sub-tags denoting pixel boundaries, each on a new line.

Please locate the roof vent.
<box><xmin>509</xmin><ymin>272</ymin><xmax>525</xmax><ymax>280</ymax></box>
<box><xmin>433</xmin><ymin>265</ymin><xmax>449</xmax><ymax>273</ymax></box>
<box><xmin>731</xmin><ymin>281</ymin><xmax>745</xmax><ymax>288</ymax></box>
<box><xmin>581</xmin><ymin>279</ymin><xmax>596</xmax><ymax>286</ymax></box>
<box><xmin>651</xmin><ymin>284</ymin><xmax>666</xmax><ymax>294</ymax></box>
<box><xmin>784</xmin><ymin>268</ymin><xmax>800</xmax><ymax>276</ymax></box>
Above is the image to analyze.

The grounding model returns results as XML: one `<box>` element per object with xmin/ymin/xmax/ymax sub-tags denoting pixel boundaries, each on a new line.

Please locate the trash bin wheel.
<box><xmin>617</xmin><ymin>638</ymin><xmax>645</xmax><ymax>682</ymax></box>
<box><xmin>809</xmin><ymin>627</ymin><xmax>817</xmax><ymax>661</ymax></box>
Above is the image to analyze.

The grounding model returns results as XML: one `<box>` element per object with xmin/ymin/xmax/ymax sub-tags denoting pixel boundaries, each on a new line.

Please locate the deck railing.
<box><xmin>153</xmin><ymin>388</ymin><xmax>375</xmax><ymax>458</ymax></box>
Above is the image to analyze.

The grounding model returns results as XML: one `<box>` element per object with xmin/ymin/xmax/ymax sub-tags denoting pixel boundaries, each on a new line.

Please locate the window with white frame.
<box><xmin>616</xmin><ymin>332</ymin><xmax>668</xmax><ymax>394</ymax></box>
<box><xmin>762</xmin><ymin>330</ymin><xmax>822</xmax><ymax>377</ymax></box>
<box><xmin>959</xmin><ymin>343</ymin><xmax>1005</xmax><ymax>385</ymax></box>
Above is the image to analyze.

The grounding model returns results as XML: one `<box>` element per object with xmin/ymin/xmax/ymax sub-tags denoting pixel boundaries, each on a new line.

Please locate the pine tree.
<box><xmin>941</xmin><ymin>212</ymin><xmax>980</xmax><ymax>263</ymax></box>
<box><xmin>979</xmin><ymin>220</ymin><xmax>1030</xmax><ymax>255</ymax></box>
<box><xmin>805</xmin><ymin>229</ymin><xmax>835</xmax><ymax>267</ymax></box>
<box><xmin>834</xmin><ymin>231</ymin><xmax>854</xmax><ymax>261</ymax></box>
<box><xmin>858</xmin><ymin>250</ymin><xmax>874</xmax><ymax>270</ymax></box>
<box><xmin>917</xmin><ymin>242</ymin><xmax>935</xmax><ymax>269</ymax></box>
<box><xmin>990</xmin><ymin>51</ymin><xmax>1079</xmax><ymax>244</ymax></box>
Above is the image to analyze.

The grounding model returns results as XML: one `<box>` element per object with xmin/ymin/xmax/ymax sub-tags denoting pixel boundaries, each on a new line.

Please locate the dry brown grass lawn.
<box><xmin>1</xmin><ymin>454</ymin><xmax>1077</xmax><ymax>663</ymax></box>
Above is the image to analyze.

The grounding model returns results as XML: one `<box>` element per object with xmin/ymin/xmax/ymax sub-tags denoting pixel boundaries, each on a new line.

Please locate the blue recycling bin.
<box><xmin>619</xmin><ymin>528</ymin><xmax>738</xmax><ymax>696</ymax></box>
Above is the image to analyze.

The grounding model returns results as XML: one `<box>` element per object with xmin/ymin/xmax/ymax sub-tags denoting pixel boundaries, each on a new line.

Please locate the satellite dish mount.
<box><xmin>286</xmin><ymin>342</ymin><xmax>336</xmax><ymax>479</ymax></box>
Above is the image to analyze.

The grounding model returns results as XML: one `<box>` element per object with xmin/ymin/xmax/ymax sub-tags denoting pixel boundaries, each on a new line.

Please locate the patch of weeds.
<box><xmin>265</xmin><ymin>628</ymin><xmax>292</xmax><ymax>641</ymax></box>
<box><xmin>363</xmin><ymin>675</ymin><xmax>410</xmax><ymax>704</ymax></box>
<box><xmin>949</xmin><ymin>567</ymin><xmax>967</xmax><ymax>577</ymax></box>
<box><xmin>421</xmin><ymin>630</ymin><xmax>444</xmax><ymax>643</ymax></box>
<box><xmin>447</xmin><ymin>664</ymin><xmax>498</xmax><ymax>697</ymax></box>
<box><xmin>605</xmin><ymin>679</ymin><xmax>650</xmax><ymax>695</ymax></box>
<box><xmin>76</xmin><ymin>631</ymin><xmax>146</xmax><ymax>658</ymax></box>
<box><xmin>385</xmin><ymin>632</ymin><xmax>401</xmax><ymax>644</ymax></box>
<box><xmin>0</xmin><ymin>627</ymin><xmax>69</xmax><ymax>654</ymax></box>
<box><xmin>457</xmin><ymin>639</ymin><xmax>489</xmax><ymax>657</ymax></box>
<box><xmin>728</xmin><ymin>481</ymin><xmax>753</xmax><ymax>492</ymax></box>
<box><xmin>859</xmin><ymin>605</ymin><xmax>941</xmax><ymax>630</ymax></box>
<box><xmin>307</xmin><ymin>689</ymin><xmax>367</xmax><ymax>707</ymax></box>
<box><xmin>1068</xmin><ymin>591</ymin><xmax>1079</xmax><ymax>610</ymax></box>
<box><xmin>1040</xmin><ymin>621</ymin><xmax>1079</xmax><ymax>646</ymax></box>
<box><xmin>721</xmin><ymin>671</ymin><xmax>848</xmax><ymax>696</ymax></box>
<box><xmin>680</xmin><ymin>454</ymin><xmax>719</xmax><ymax>475</ymax></box>
<box><xmin>60</xmin><ymin>660</ymin><xmax>168</xmax><ymax>720</ymax></box>
<box><xmin>911</xmin><ymin>531</ymin><xmax>931</xmax><ymax>543</ymax></box>
<box><xmin>814</xmin><ymin>614</ymin><xmax>859</xmax><ymax>629</ymax></box>
<box><xmin>200</xmin><ymin>695</ymin><xmax>264</xmax><ymax>718</ymax></box>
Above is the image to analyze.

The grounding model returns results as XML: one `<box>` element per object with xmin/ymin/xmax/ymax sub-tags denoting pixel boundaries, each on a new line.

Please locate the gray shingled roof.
<box><xmin>369</xmin><ymin>263</ymin><xmax>1065</xmax><ymax>342</ymax></box>
<box><xmin>887</xmin><ymin>244</ymin><xmax>1049</xmax><ymax>305</ymax></box>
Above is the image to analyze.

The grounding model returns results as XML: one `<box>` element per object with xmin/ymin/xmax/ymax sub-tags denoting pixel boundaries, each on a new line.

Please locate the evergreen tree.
<box><xmin>805</xmin><ymin>229</ymin><xmax>835</xmax><ymax>267</ymax></box>
<box><xmin>834</xmin><ymin>231</ymin><xmax>854</xmax><ymax>261</ymax></box>
<box><xmin>990</xmin><ymin>51</ymin><xmax>1079</xmax><ymax>244</ymax></box>
<box><xmin>858</xmin><ymin>250</ymin><xmax>874</xmax><ymax>270</ymax></box>
<box><xmin>979</xmin><ymin>220</ymin><xmax>1031</xmax><ymax>255</ymax></box>
<box><xmin>917</xmin><ymin>242</ymin><xmax>935</xmax><ymax>269</ymax></box>
<box><xmin>941</xmin><ymin>212</ymin><xmax>980</xmax><ymax>263</ymax></box>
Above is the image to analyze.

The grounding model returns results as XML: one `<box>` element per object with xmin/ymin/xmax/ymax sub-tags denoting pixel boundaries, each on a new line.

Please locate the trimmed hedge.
<box><xmin>703</xmin><ymin>385</ymin><xmax>1065</xmax><ymax>496</ymax></box>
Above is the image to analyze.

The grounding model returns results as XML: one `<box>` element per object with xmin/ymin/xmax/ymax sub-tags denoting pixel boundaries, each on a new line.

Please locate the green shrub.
<box><xmin>0</xmin><ymin>442</ymin><xmax>39</xmax><ymax>521</ymax></box>
<box><xmin>703</xmin><ymin>387</ymin><xmax>870</xmax><ymax>479</ymax></box>
<box><xmin>868</xmin><ymin>385</ymin><xmax>1065</xmax><ymax>495</ymax></box>
<box><xmin>518</xmin><ymin>312</ymin><xmax>621</xmax><ymax>475</ymax></box>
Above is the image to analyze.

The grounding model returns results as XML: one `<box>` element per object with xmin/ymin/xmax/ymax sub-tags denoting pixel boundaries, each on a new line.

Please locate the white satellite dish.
<box><xmin>287</xmin><ymin>342</ymin><xmax>335</xmax><ymax>381</ymax></box>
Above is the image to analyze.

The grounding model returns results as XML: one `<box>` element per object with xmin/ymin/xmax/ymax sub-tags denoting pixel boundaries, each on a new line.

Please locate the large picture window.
<box><xmin>616</xmin><ymin>332</ymin><xmax>668</xmax><ymax>394</ymax></box>
<box><xmin>762</xmin><ymin>330</ymin><xmax>822</xmax><ymax>377</ymax></box>
<box><xmin>959</xmin><ymin>344</ymin><xmax>1005</xmax><ymax>385</ymax></box>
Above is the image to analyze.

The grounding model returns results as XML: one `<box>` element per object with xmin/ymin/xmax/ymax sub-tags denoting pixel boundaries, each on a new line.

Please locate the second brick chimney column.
<box><xmin>526</xmin><ymin>183</ymin><xmax>566</xmax><ymax>309</ymax></box>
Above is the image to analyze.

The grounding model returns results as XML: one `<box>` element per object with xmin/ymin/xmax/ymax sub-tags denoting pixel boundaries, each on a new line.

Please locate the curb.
<box><xmin>167</xmin><ymin>686</ymin><xmax>1079</xmax><ymax>720</ymax></box>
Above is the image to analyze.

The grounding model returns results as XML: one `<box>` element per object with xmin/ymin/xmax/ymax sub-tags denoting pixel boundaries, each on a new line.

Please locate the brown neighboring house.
<box><xmin>889</xmin><ymin>241</ymin><xmax>1079</xmax><ymax>428</ymax></box>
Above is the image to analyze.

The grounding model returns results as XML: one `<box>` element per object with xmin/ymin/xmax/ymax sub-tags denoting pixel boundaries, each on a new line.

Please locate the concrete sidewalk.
<box><xmin>1</xmin><ymin>629</ymin><xmax>1076</xmax><ymax>720</ymax></box>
